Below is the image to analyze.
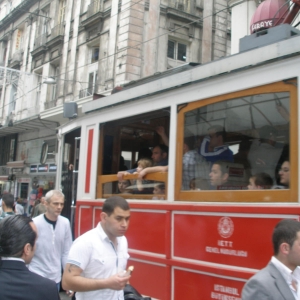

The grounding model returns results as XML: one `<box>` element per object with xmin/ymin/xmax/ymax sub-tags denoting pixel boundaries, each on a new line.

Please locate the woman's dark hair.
<box><xmin>273</xmin><ymin>219</ymin><xmax>300</xmax><ymax>255</ymax></box>
<box><xmin>0</xmin><ymin>215</ymin><xmax>36</xmax><ymax>258</ymax></box>
<box><xmin>102</xmin><ymin>196</ymin><xmax>130</xmax><ymax>216</ymax></box>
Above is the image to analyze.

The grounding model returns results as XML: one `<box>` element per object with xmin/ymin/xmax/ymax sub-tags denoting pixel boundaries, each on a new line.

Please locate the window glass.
<box><xmin>182</xmin><ymin>92</ymin><xmax>290</xmax><ymax>191</ymax></box>
<box><xmin>91</xmin><ymin>47</ymin><xmax>99</xmax><ymax>63</ymax></box>
<box><xmin>177</xmin><ymin>43</ymin><xmax>186</xmax><ymax>61</ymax></box>
<box><xmin>102</xmin><ymin>180</ymin><xmax>166</xmax><ymax>200</ymax></box>
<box><xmin>167</xmin><ymin>40</ymin><xmax>175</xmax><ymax>59</ymax></box>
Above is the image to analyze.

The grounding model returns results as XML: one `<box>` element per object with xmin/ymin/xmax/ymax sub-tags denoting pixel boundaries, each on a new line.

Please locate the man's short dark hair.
<box><xmin>102</xmin><ymin>196</ymin><xmax>130</xmax><ymax>216</ymax></box>
<box><xmin>273</xmin><ymin>219</ymin><xmax>300</xmax><ymax>255</ymax></box>
<box><xmin>0</xmin><ymin>215</ymin><xmax>36</xmax><ymax>258</ymax></box>
<box><xmin>209</xmin><ymin>125</ymin><xmax>226</xmax><ymax>141</ymax></box>
<box><xmin>155</xmin><ymin>144</ymin><xmax>169</xmax><ymax>156</ymax></box>
<box><xmin>2</xmin><ymin>193</ymin><xmax>14</xmax><ymax>209</ymax></box>
<box><xmin>213</xmin><ymin>161</ymin><xmax>230</xmax><ymax>175</ymax></box>
<box><xmin>252</xmin><ymin>173</ymin><xmax>273</xmax><ymax>188</ymax></box>
<box><xmin>184</xmin><ymin>136</ymin><xmax>195</xmax><ymax>151</ymax></box>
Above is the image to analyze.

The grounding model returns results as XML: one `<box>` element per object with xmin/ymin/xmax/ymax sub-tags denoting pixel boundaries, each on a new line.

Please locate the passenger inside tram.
<box><xmin>133</xmin><ymin>158</ymin><xmax>153</xmax><ymax>194</ymax></box>
<box><xmin>152</xmin><ymin>183</ymin><xmax>165</xmax><ymax>200</ymax></box>
<box><xmin>209</xmin><ymin>161</ymin><xmax>231</xmax><ymax>190</ymax></box>
<box><xmin>198</xmin><ymin>125</ymin><xmax>234</xmax><ymax>163</ymax></box>
<box><xmin>182</xmin><ymin>91</ymin><xmax>290</xmax><ymax>192</ymax></box>
<box><xmin>248</xmin><ymin>173</ymin><xmax>273</xmax><ymax>190</ymax></box>
<box><xmin>117</xmin><ymin>180</ymin><xmax>131</xmax><ymax>194</ymax></box>
<box><xmin>277</xmin><ymin>160</ymin><xmax>290</xmax><ymax>188</ymax></box>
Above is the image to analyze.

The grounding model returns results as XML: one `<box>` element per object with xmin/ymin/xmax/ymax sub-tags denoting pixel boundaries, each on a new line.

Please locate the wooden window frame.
<box><xmin>175</xmin><ymin>80</ymin><xmax>298</xmax><ymax>202</ymax></box>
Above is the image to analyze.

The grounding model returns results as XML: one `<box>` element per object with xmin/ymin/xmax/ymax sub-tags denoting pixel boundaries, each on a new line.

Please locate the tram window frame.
<box><xmin>175</xmin><ymin>80</ymin><xmax>298</xmax><ymax>202</ymax></box>
<box><xmin>96</xmin><ymin>109</ymin><xmax>170</xmax><ymax>200</ymax></box>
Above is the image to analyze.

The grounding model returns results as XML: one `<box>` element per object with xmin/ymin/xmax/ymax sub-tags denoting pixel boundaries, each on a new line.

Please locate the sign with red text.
<box><xmin>173</xmin><ymin>214</ymin><xmax>297</xmax><ymax>269</ymax></box>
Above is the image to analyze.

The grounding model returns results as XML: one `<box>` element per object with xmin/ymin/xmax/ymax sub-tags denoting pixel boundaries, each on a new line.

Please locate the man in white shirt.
<box><xmin>242</xmin><ymin>219</ymin><xmax>300</xmax><ymax>300</ymax></box>
<box><xmin>62</xmin><ymin>196</ymin><xmax>131</xmax><ymax>300</ymax></box>
<box><xmin>29</xmin><ymin>190</ymin><xmax>72</xmax><ymax>292</ymax></box>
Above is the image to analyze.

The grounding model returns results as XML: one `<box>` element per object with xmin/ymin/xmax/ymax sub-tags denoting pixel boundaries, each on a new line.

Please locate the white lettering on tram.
<box><xmin>205</xmin><ymin>245</ymin><xmax>247</xmax><ymax>257</ymax></box>
<box><xmin>211</xmin><ymin>285</ymin><xmax>241</xmax><ymax>300</ymax></box>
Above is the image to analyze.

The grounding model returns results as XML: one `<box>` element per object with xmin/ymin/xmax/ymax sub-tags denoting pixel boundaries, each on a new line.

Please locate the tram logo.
<box><xmin>218</xmin><ymin>217</ymin><xmax>234</xmax><ymax>238</ymax></box>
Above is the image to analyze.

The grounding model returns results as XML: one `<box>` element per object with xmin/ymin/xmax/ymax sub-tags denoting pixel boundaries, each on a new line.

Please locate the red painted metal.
<box><xmin>173</xmin><ymin>214</ymin><xmax>288</xmax><ymax>269</ymax></box>
<box><xmin>76</xmin><ymin>200</ymin><xmax>300</xmax><ymax>299</ymax></box>
<box><xmin>279</xmin><ymin>0</ymin><xmax>300</xmax><ymax>25</ymax></box>
<box><xmin>84</xmin><ymin>129</ymin><xmax>94</xmax><ymax>193</ymax></box>
<box><xmin>174</xmin><ymin>269</ymin><xmax>245</xmax><ymax>300</ymax></box>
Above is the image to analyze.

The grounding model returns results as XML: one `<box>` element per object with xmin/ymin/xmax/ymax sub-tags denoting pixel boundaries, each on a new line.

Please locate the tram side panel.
<box><xmin>75</xmin><ymin>201</ymin><xmax>300</xmax><ymax>299</ymax></box>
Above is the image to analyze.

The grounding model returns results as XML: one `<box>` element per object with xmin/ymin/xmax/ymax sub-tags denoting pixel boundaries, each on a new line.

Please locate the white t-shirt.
<box><xmin>29</xmin><ymin>214</ymin><xmax>73</xmax><ymax>283</ymax></box>
<box><xmin>67</xmin><ymin>222</ymin><xmax>129</xmax><ymax>300</ymax></box>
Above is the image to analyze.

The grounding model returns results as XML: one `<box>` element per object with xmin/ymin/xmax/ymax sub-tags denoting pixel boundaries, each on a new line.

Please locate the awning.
<box><xmin>0</xmin><ymin>175</ymin><xmax>8</xmax><ymax>181</ymax></box>
<box><xmin>6</xmin><ymin>160</ymin><xmax>26</xmax><ymax>168</ymax></box>
<box><xmin>0</xmin><ymin>116</ymin><xmax>59</xmax><ymax>138</ymax></box>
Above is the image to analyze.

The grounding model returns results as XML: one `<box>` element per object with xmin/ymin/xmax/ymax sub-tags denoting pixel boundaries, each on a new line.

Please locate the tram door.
<box><xmin>61</xmin><ymin>128</ymin><xmax>81</xmax><ymax>238</ymax></box>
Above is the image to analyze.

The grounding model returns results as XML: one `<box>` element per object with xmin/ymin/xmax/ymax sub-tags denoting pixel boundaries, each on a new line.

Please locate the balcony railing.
<box><xmin>49</xmin><ymin>24</ymin><xmax>64</xmax><ymax>40</ymax></box>
<box><xmin>87</xmin><ymin>0</ymin><xmax>102</xmax><ymax>18</ymax></box>
<box><xmin>33</xmin><ymin>33</ymin><xmax>47</xmax><ymax>50</ymax></box>
<box><xmin>79</xmin><ymin>87</ymin><xmax>94</xmax><ymax>99</ymax></box>
<box><xmin>44</xmin><ymin>99</ymin><xmax>57</xmax><ymax>110</ymax></box>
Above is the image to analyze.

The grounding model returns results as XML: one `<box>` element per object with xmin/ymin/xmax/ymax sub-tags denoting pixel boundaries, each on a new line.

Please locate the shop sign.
<box><xmin>30</xmin><ymin>165</ymin><xmax>38</xmax><ymax>173</ymax></box>
<box><xmin>49</xmin><ymin>164</ymin><xmax>57</xmax><ymax>172</ymax></box>
<box><xmin>17</xmin><ymin>178</ymin><xmax>31</xmax><ymax>183</ymax></box>
<box><xmin>38</xmin><ymin>164</ymin><xmax>48</xmax><ymax>173</ymax></box>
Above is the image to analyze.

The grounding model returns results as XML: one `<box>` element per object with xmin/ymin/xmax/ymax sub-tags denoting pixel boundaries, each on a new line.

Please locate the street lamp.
<box><xmin>43</xmin><ymin>76</ymin><xmax>84</xmax><ymax>89</ymax></box>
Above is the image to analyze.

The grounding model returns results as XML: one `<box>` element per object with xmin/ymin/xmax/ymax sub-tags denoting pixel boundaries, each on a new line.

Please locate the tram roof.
<box><xmin>83</xmin><ymin>32</ymin><xmax>300</xmax><ymax>114</ymax></box>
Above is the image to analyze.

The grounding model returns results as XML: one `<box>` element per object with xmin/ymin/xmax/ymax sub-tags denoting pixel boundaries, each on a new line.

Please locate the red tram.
<box><xmin>57</xmin><ymin>26</ymin><xmax>300</xmax><ymax>299</ymax></box>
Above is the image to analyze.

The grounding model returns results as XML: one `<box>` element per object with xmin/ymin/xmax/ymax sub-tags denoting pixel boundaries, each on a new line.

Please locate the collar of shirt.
<box><xmin>97</xmin><ymin>222</ymin><xmax>119</xmax><ymax>246</ymax></box>
<box><xmin>271</xmin><ymin>256</ymin><xmax>299</xmax><ymax>285</ymax></box>
<box><xmin>1</xmin><ymin>257</ymin><xmax>25</xmax><ymax>262</ymax></box>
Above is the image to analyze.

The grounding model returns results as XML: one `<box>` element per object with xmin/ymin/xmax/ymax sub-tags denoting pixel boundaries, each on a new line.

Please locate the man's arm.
<box><xmin>62</xmin><ymin>221</ymin><xmax>73</xmax><ymax>269</ymax></box>
<box><xmin>62</xmin><ymin>263</ymin><xmax>130</xmax><ymax>292</ymax></box>
<box><xmin>156</xmin><ymin>126</ymin><xmax>169</xmax><ymax>146</ymax></box>
<box><xmin>138</xmin><ymin>166</ymin><xmax>168</xmax><ymax>179</ymax></box>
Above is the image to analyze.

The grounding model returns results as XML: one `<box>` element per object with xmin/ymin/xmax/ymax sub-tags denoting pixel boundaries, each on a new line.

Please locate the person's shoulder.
<box><xmin>58</xmin><ymin>215</ymin><xmax>71</xmax><ymax>224</ymax></box>
<box><xmin>32</xmin><ymin>214</ymin><xmax>44</xmax><ymax>223</ymax></box>
<box><xmin>244</xmin><ymin>263</ymin><xmax>279</xmax><ymax>289</ymax></box>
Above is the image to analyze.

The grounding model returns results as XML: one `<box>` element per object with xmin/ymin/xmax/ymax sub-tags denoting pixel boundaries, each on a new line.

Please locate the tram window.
<box><xmin>180</xmin><ymin>91</ymin><xmax>291</xmax><ymax>195</ymax></box>
<box><xmin>97</xmin><ymin>108</ymin><xmax>169</xmax><ymax>200</ymax></box>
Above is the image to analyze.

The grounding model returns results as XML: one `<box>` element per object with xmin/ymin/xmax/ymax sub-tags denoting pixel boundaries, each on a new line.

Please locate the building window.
<box><xmin>91</xmin><ymin>47</ymin><xmax>99</xmax><ymax>63</ymax></box>
<box><xmin>167</xmin><ymin>40</ymin><xmax>187</xmax><ymax>62</ymax></box>
<box><xmin>58</xmin><ymin>0</ymin><xmax>66</xmax><ymax>25</ymax></box>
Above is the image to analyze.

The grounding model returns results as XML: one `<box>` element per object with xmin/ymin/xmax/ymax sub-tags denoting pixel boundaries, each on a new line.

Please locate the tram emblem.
<box><xmin>218</xmin><ymin>217</ymin><xmax>234</xmax><ymax>238</ymax></box>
